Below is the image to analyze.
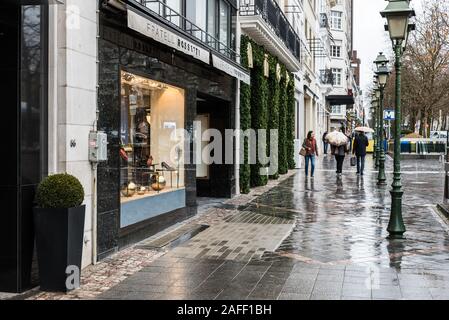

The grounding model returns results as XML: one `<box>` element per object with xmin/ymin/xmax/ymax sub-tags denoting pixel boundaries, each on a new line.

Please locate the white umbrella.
<box><xmin>354</xmin><ymin>126</ymin><xmax>374</xmax><ymax>133</ymax></box>
<box><xmin>326</xmin><ymin>131</ymin><xmax>349</xmax><ymax>146</ymax></box>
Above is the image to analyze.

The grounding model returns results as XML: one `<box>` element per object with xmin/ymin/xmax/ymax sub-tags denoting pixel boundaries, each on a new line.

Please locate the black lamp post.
<box><xmin>374</xmin><ymin>83</ymin><xmax>381</xmax><ymax>169</ymax></box>
<box><xmin>381</xmin><ymin>0</ymin><xmax>415</xmax><ymax>239</ymax></box>
<box><xmin>372</xmin><ymin>97</ymin><xmax>379</xmax><ymax>167</ymax></box>
<box><xmin>374</xmin><ymin>53</ymin><xmax>390</xmax><ymax>186</ymax></box>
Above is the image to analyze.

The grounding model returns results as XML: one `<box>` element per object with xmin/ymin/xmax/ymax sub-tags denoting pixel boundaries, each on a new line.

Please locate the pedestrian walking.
<box><xmin>331</xmin><ymin>144</ymin><xmax>347</xmax><ymax>176</ymax></box>
<box><xmin>353</xmin><ymin>131</ymin><xmax>369</xmax><ymax>175</ymax></box>
<box><xmin>322</xmin><ymin>131</ymin><xmax>329</xmax><ymax>155</ymax></box>
<box><xmin>328</xmin><ymin>127</ymin><xmax>349</xmax><ymax>177</ymax></box>
<box><xmin>303</xmin><ymin>131</ymin><xmax>319</xmax><ymax>178</ymax></box>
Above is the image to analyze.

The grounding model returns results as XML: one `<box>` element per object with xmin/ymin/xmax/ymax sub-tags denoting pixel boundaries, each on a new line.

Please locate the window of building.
<box><xmin>332</xmin><ymin>105</ymin><xmax>343</xmax><ymax>114</ymax></box>
<box><xmin>330</xmin><ymin>11</ymin><xmax>342</xmax><ymax>30</ymax></box>
<box><xmin>219</xmin><ymin>0</ymin><xmax>230</xmax><ymax>54</ymax></box>
<box><xmin>186</xmin><ymin>0</ymin><xmax>207</xmax><ymax>39</ymax></box>
<box><xmin>142</xmin><ymin>0</ymin><xmax>235</xmax><ymax>58</ymax></box>
<box><xmin>331</xmin><ymin>45</ymin><xmax>341</xmax><ymax>58</ymax></box>
<box><xmin>207</xmin><ymin>0</ymin><xmax>217</xmax><ymax>45</ymax></box>
<box><xmin>332</xmin><ymin>68</ymin><xmax>342</xmax><ymax>86</ymax></box>
<box><xmin>120</xmin><ymin>71</ymin><xmax>185</xmax><ymax>205</ymax></box>
<box><xmin>165</xmin><ymin>0</ymin><xmax>182</xmax><ymax>27</ymax></box>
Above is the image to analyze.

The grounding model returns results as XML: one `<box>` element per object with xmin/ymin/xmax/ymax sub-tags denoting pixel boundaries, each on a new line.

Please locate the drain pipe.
<box><xmin>91</xmin><ymin>1</ymin><xmax>100</xmax><ymax>265</ymax></box>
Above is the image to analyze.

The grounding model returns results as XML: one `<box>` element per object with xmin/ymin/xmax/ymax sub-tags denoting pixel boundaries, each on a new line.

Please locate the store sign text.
<box><xmin>212</xmin><ymin>54</ymin><xmax>251</xmax><ymax>85</ymax></box>
<box><xmin>127</xmin><ymin>9</ymin><xmax>210</xmax><ymax>64</ymax></box>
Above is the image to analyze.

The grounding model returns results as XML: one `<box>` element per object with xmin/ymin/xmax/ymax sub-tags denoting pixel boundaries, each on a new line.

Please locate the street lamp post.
<box><xmin>381</xmin><ymin>0</ymin><xmax>415</xmax><ymax>239</ymax></box>
<box><xmin>372</xmin><ymin>98</ymin><xmax>379</xmax><ymax>167</ymax></box>
<box><xmin>374</xmin><ymin>85</ymin><xmax>382</xmax><ymax>169</ymax></box>
<box><xmin>445</xmin><ymin>129</ymin><xmax>449</xmax><ymax>200</ymax></box>
<box><xmin>374</xmin><ymin>53</ymin><xmax>390</xmax><ymax>186</ymax></box>
<box><xmin>372</xmin><ymin>87</ymin><xmax>378</xmax><ymax>166</ymax></box>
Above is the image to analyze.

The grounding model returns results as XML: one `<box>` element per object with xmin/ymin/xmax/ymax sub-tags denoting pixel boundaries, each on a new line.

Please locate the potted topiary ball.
<box><xmin>34</xmin><ymin>173</ymin><xmax>85</xmax><ymax>292</ymax></box>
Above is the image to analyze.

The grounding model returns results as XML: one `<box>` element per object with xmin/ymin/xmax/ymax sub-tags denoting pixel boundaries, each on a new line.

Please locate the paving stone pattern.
<box><xmin>100</xmin><ymin>156</ymin><xmax>449</xmax><ymax>300</ymax></box>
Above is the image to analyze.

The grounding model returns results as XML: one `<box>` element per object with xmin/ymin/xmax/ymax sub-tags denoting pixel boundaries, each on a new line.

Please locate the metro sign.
<box><xmin>384</xmin><ymin>110</ymin><xmax>395</xmax><ymax>120</ymax></box>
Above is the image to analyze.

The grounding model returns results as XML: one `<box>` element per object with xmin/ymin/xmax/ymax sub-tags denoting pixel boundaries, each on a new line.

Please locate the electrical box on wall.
<box><xmin>89</xmin><ymin>131</ymin><xmax>108</xmax><ymax>163</ymax></box>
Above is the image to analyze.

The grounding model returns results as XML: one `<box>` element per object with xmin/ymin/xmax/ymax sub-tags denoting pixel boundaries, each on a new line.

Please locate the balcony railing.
<box><xmin>239</xmin><ymin>0</ymin><xmax>301</xmax><ymax>61</ymax></box>
<box><xmin>134</xmin><ymin>0</ymin><xmax>237</xmax><ymax>60</ymax></box>
<box><xmin>319</xmin><ymin>69</ymin><xmax>334</xmax><ymax>85</ymax></box>
<box><xmin>319</xmin><ymin>13</ymin><xmax>329</xmax><ymax>28</ymax></box>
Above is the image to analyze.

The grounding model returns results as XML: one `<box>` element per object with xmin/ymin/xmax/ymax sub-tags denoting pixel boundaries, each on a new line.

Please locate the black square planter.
<box><xmin>33</xmin><ymin>205</ymin><xmax>86</xmax><ymax>292</ymax></box>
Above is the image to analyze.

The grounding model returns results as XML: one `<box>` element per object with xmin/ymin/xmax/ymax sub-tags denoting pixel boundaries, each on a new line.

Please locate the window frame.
<box><xmin>332</xmin><ymin>68</ymin><xmax>342</xmax><ymax>86</ymax></box>
<box><xmin>331</xmin><ymin>45</ymin><xmax>341</xmax><ymax>58</ymax></box>
<box><xmin>330</xmin><ymin>10</ymin><xmax>343</xmax><ymax>30</ymax></box>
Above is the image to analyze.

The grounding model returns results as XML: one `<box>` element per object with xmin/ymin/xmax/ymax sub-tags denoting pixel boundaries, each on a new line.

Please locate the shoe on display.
<box><xmin>161</xmin><ymin>162</ymin><xmax>175</xmax><ymax>171</ymax></box>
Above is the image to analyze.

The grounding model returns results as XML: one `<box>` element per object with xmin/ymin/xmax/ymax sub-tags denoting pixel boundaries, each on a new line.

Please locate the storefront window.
<box><xmin>120</xmin><ymin>71</ymin><xmax>185</xmax><ymax>205</ymax></box>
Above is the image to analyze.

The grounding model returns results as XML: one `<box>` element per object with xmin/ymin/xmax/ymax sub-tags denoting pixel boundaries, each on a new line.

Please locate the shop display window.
<box><xmin>120</xmin><ymin>71</ymin><xmax>185</xmax><ymax>203</ymax></box>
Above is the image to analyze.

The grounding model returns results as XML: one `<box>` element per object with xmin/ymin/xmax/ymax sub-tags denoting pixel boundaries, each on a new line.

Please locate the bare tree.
<box><xmin>384</xmin><ymin>0</ymin><xmax>449</xmax><ymax>137</ymax></box>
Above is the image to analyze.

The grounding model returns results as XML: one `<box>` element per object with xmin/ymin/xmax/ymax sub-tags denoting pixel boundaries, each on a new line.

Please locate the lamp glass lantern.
<box><xmin>376</xmin><ymin>65</ymin><xmax>390</xmax><ymax>87</ymax></box>
<box><xmin>380</xmin><ymin>0</ymin><xmax>416</xmax><ymax>41</ymax></box>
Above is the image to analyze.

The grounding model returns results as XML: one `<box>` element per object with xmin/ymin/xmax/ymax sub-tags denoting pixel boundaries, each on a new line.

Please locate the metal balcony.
<box><xmin>320</xmin><ymin>13</ymin><xmax>329</xmax><ymax>29</ymax></box>
<box><xmin>239</xmin><ymin>0</ymin><xmax>301</xmax><ymax>71</ymax></box>
<box><xmin>132</xmin><ymin>0</ymin><xmax>237</xmax><ymax>60</ymax></box>
<box><xmin>319</xmin><ymin>69</ymin><xmax>334</xmax><ymax>86</ymax></box>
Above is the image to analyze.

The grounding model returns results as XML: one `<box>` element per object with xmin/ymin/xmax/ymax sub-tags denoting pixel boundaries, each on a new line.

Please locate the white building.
<box><xmin>327</xmin><ymin>0</ymin><xmax>357</xmax><ymax>131</ymax></box>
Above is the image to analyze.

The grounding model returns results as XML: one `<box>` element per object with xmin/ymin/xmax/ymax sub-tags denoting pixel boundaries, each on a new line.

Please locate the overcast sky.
<box><xmin>354</xmin><ymin>0</ymin><xmax>423</xmax><ymax>107</ymax></box>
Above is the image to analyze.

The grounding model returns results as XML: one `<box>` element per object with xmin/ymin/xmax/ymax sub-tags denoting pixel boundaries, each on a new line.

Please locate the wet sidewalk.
<box><xmin>98</xmin><ymin>155</ymin><xmax>449</xmax><ymax>300</ymax></box>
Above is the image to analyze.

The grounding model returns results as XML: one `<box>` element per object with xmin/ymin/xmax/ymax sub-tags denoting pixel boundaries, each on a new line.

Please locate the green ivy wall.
<box><xmin>239</xmin><ymin>35</ymin><xmax>296</xmax><ymax>193</ymax></box>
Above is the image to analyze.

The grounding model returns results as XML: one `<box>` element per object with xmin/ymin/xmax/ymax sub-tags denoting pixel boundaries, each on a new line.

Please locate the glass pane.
<box><xmin>165</xmin><ymin>0</ymin><xmax>181</xmax><ymax>27</ymax></box>
<box><xmin>186</xmin><ymin>0</ymin><xmax>207</xmax><ymax>41</ymax></box>
<box><xmin>207</xmin><ymin>0</ymin><xmax>217</xmax><ymax>48</ymax></box>
<box><xmin>219</xmin><ymin>0</ymin><xmax>229</xmax><ymax>54</ymax></box>
<box><xmin>120</xmin><ymin>71</ymin><xmax>185</xmax><ymax>203</ymax></box>
<box><xmin>21</xmin><ymin>5</ymin><xmax>46</xmax><ymax>184</ymax></box>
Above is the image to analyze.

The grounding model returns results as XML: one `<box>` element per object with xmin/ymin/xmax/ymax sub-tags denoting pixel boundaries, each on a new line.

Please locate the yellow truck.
<box><xmin>366</xmin><ymin>132</ymin><xmax>375</xmax><ymax>153</ymax></box>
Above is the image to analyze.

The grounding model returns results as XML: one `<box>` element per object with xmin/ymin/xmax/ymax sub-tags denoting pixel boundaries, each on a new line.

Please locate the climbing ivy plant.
<box><xmin>239</xmin><ymin>35</ymin><xmax>296</xmax><ymax>193</ymax></box>
<box><xmin>239</xmin><ymin>36</ymin><xmax>251</xmax><ymax>194</ymax></box>
<box><xmin>268</xmin><ymin>55</ymin><xmax>280</xmax><ymax>180</ymax></box>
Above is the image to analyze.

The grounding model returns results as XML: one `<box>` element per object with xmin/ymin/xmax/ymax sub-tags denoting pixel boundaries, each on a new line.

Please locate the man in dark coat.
<box><xmin>352</xmin><ymin>131</ymin><xmax>369</xmax><ymax>175</ymax></box>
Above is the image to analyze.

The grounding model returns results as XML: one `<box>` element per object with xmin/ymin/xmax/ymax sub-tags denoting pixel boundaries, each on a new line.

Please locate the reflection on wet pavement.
<box><xmin>100</xmin><ymin>156</ymin><xmax>449</xmax><ymax>300</ymax></box>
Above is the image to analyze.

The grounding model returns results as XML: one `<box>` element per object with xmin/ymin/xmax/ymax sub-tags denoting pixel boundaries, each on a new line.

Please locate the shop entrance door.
<box><xmin>196</xmin><ymin>94</ymin><xmax>233</xmax><ymax>198</ymax></box>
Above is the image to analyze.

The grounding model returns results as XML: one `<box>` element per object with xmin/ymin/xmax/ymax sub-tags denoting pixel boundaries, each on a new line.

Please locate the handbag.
<box><xmin>299</xmin><ymin>147</ymin><xmax>307</xmax><ymax>157</ymax></box>
<box><xmin>350</xmin><ymin>156</ymin><xmax>356</xmax><ymax>167</ymax></box>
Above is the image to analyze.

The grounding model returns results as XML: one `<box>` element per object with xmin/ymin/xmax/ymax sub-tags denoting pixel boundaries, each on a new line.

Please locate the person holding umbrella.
<box><xmin>327</xmin><ymin>127</ymin><xmax>349</xmax><ymax>177</ymax></box>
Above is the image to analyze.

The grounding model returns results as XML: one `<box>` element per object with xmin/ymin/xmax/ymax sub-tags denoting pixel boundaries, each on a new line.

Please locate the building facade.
<box><xmin>0</xmin><ymin>0</ymin><xmax>249</xmax><ymax>293</ymax></box>
<box><xmin>327</xmin><ymin>0</ymin><xmax>357</xmax><ymax>131</ymax></box>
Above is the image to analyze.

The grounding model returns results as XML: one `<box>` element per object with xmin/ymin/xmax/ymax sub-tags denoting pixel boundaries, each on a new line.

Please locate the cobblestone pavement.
<box><xmin>4</xmin><ymin>171</ymin><xmax>295</xmax><ymax>300</ymax></box>
<box><xmin>99</xmin><ymin>156</ymin><xmax>449</xmax><ymax>300</ymax></box>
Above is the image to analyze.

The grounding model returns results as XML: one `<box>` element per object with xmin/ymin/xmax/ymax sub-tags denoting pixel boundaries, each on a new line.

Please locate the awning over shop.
<box><xmin>327</xmin><ymin>95</ymin><xmax>355</xmax><ymax>106</ymax></box>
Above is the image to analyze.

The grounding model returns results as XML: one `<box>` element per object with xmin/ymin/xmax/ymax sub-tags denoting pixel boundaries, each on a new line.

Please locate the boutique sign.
<box><xmin>212</xmin><ymin>54</ymin><xmax>251</xmax><ymax>85</ymax></box>
<box><xmin>127</xmin><ymin>9</ymin><xmax>210</xmax><ymax>64</ymax></box>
